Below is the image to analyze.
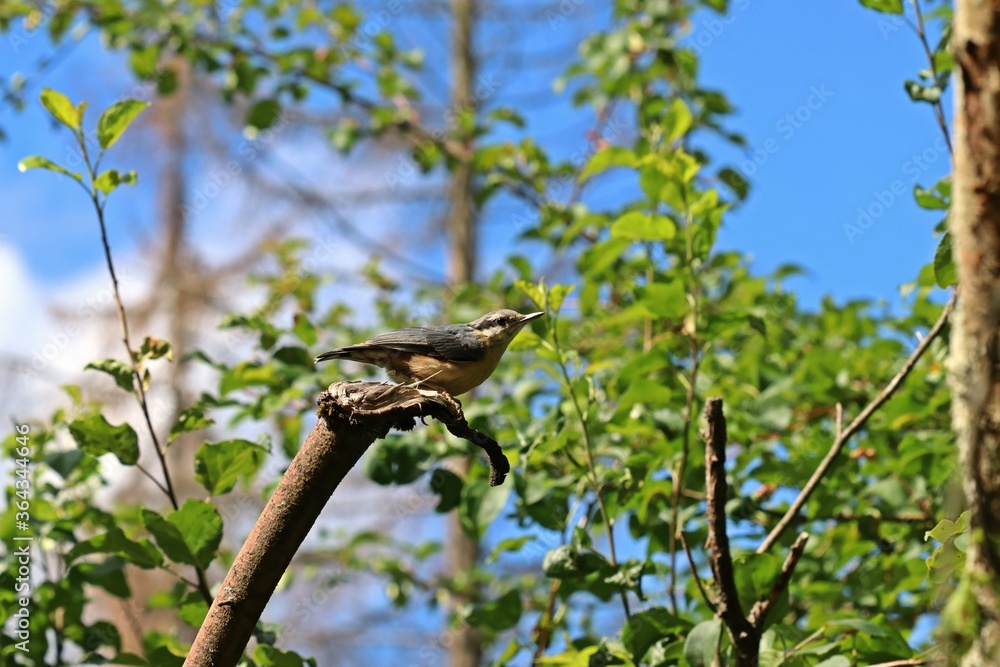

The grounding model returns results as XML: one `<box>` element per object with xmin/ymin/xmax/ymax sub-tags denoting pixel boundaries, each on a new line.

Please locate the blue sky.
<box><xmin>1</xmin><ymin>1</ymin><xmax>950</xmax><ymax>314</ymax></box>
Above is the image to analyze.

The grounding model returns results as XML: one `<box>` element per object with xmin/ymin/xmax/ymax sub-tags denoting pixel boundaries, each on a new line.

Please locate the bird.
<box><xmin>314</xmin><ymin>309</ymin><xmax>544</xmax><ymax>396</ymax></box>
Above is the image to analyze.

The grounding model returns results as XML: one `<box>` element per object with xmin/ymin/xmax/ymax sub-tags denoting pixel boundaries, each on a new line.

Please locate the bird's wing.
<box><xmin>365</xmin><ymin>325</ymin><xmax>481</xmax><ymax>361</ymax></box>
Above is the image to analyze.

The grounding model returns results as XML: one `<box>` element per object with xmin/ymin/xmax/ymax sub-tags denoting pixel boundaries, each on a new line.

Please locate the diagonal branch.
<box><xmin>680</xmin><ymin>532</ymin><xmax>716</xmax><ymax>613</ymax></box>
<box><xmin>757</xmin><ymin>294</ymin><xmax>955</xmax><ymax>553</ymax></box>
<box><xmin>184</xmin><ymin>382</ymin><xmax>510</xmax><ymax>666</ymax></box>
<box><xmin>748</xmin><ymin>531</ymin><xmax>809</xmax><ymax>628</ymax></box>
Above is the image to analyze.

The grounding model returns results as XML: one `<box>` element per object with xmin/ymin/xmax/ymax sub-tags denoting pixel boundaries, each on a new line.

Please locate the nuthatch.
<box><xmin>314</xmin><ymin>309</ymin><xmax>544</xmax><ymax>396</ymax></box>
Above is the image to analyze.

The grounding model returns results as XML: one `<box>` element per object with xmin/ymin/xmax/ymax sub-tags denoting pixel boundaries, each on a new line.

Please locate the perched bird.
<box><xmin>315</xmin><ymin>309</ymin><xmax>544</xmax><ymax>396</ymax></box>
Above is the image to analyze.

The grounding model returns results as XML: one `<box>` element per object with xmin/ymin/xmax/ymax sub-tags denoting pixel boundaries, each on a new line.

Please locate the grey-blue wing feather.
<box><xmin>365</xmin><ymin>324</ymin><xmax>481</xmax><ymax>361</ymax></box>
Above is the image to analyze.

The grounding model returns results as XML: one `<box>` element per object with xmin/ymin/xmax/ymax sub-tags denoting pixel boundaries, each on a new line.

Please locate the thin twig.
<box><xmin>135</xmin><ymin>462</ymin><xmax>171</xmax><ymax>496</ymax></box>
<box><xmin>78</xmin><ymin>134</ymin><xmax>213</xmax><ymax>605</ymax></box>
<box><xmin>532</xmin><ymin>579</ymin><xmax>561</xmax><ymax>660</ymax></box>
<box><xmin>908</xmin><ymin>0</ymin><xmax>954</xmax><ymax>156</ymax></box>
<box><xmin>757</xmin><ymin>294</ymin><xmax>955</xmax><ymax>553</ymax></box>
<box><xmin>669</xmin><ymin>338</ymin><xmax>699</xmax><ymax>613</ymax></box>
<box><xmin>679</xmin><ymin>532</ymin><xmax>716</xmax><ymax>613</ymax></box>
<box><xmin>748</xmin><ymin>531</ymin><xmax>809</xmax><ymax>627</ymax></box>
<box><xmin>552</xmin><ymin>321</ymin><xmax>631</xmax><ymax>618</ymax></box>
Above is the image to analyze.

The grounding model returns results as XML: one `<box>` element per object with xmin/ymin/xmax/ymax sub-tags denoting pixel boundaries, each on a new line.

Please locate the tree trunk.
<box><xmin>949</xmin><ymin>2</ymin><xmax>1000</xmax><ymax>664</ymax></box>
<box><xmin>445</xmin><ymin>0</ymin><xmax>483</xmax><ymax>664</ymax></box>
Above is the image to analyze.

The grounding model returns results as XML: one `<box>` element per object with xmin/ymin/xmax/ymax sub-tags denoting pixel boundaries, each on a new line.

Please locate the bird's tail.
<box><xmin>314</xmin><ymin>348</ymin><xmax>352</xmax><ymax>363</ymax></box>
<box><xmin>314</xmin><ymin>345</ymin><xmax>378</xmax><ymax>364</ymax></box>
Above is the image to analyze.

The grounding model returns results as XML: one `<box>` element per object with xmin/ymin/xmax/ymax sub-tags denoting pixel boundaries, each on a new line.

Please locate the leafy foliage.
<box><xmin>0</xmin><ymin>0</ymin><xmax>963</xmax><ymax>666</ymax></box>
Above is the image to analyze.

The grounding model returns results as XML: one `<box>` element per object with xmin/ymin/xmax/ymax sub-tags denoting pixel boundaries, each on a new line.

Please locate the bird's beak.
<box><xmin>520</xmin><ymin>311</ymin><xmax>545</xmax><ymax>323</ymax></box>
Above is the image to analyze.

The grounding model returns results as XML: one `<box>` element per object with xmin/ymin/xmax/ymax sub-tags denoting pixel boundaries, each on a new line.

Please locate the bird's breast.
<box><xmin>403</xmin><ymin>346</ymin><xmax>506</xmax><ymax>395</ymax></box>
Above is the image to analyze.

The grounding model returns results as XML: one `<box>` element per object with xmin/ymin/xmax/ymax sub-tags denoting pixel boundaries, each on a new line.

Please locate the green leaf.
<box><xmin>814</xmin><ymin>658</ymin><xmax>851</xmax><ymax>667</ymax></box>
<box><xmin>170</xmin><ymin>406</ymin><xmax>214</xmax><ymax>442</ymax></box>
<box><xmin>429</xmin><ymin>468</ymin><xmax>462</xmax><ymax>513</ymax></box>
<box><xmin>542</xmin><ymin>545</ymin><xmax>611</xmax><ymax>579</ymax></box>
<box><xmin>859</xmin><ymin>0</ymin><xmax>903</xmax><ymax>13</ymax></box>
<box><xmin>487</xmin><ymin>536</ymin><xmax>535</xmax><ymax>563</ymax></box>
<box><xmin>719</xmin><ymin>166</ymin><xmax>750</xmax><ymax>200</ymax></box>
<box><xmin>75</xmin><ymin>559</ymin><xmax>131</xmax><ymax>598</ymax></box>
<box><xmin>548</xmin><ymin>283</ymin><xmax>576</xmax><ymax>314</ymax></box>
<box><xmin>933</xmin><ymin>232</ymin><xmax>956</xmax><ymax>288</ymax></box>
<box><xmin>622</xmin><ymin>607</ymin><xmax>689</xmax><ymax>660</ymax></box>
<box><xmin>642</xmin><ymin>281</ymin><xmax>687</xmax><ymax>318</ymax></box>
<box><xmin>84</xmin><ymin>359</ymin><xmax>135</xmax><ymax>392</ymax></box>
<box><xmin>194</xmin><ymin>439</ymin><xmax>268</xmax><ymax>495</ymax></box>
<box><xmin>141</xmin><ymin>499</ymin><xmax>222</xmax><ymax>569</ymax></box>
<box><xmin>98</xmin><ymin>99</ymin><xmax>150</xmax><ymax>149</ymax></box>
<box><xmin>611</xmin><ymin>212</ymin><xmax>676</xmax><ymax>241</ymax></box>
<box><xmin>18</xmin><ymin>155</ymin><xmax>82</xmax><ymax>181</ymax></box>
<box><xmin>69</xmin><ymin>413</ymin><xmax>139</xmax><ymax>465</ymax></box>
<box><xmin>515</xmin><ymin>279</ymin><xmax>547</xmax><ymax>311</ymax></box>
<box><xmin>45</xmin><ymin>449</ymin><xmax>85</xmax><ymax>479</ymax></box>
<box><xmin>914</xmin><ymin>179</ymin><xmax>950</xmax><ymax>210</ymax></box>
<box><xmin>140</xmin><ymin>336</ymin><xmax>172</xmax><ymax>362</ymax></box>
<box><xmin>178</xmin><ymin>598</ymin><xmax>209</xmax><ymax>628</ymax></box>
<box><xmin>904</xmin><ymin>79</ymin><xmax>942</xmax><ymax>104</ymax></box>
<box><xmin>94</xmin><ymin>169</ymin><xmax>138</xmax><ymax>194</ymax></box>
<box><xmin>684</xmin><ymin>619</ymin><xmax>723</xmax><ymax>667</ymax></box>
<box><xmin>926</xmin><ymin>511</ymin><xmax>970</xmax><ymax>543</ymax></box>
<box><xmin>733</xmin><ymin>552</ymin><xmax>785</xmax><ymax>624</ymax></box>
<box><xmin>66</xmin><ymin>527</ymin><xmax>163</xmax><ymax>569</ymax></box>
<box><xmin>293</xmin><ymin>313</ymin><xmax>318</xmax><ymax>346</ymax></box>
<box><xmin>252</xmin><ymin>645</ymin><xmax>317</xmax><ymax>667</ymax></box>
<box><xmin>663</xmin><ymin>98</ymin><xmax>693</xmax><ymax>142</ymax></box>
<box><xmin>40</xmin><ymin>87</ymin><xmax>80</xmax><ymax>129</ymax></box>
<box><xmin>460</xmin><ymin>479</ymin><xmax>512</xmax><ymax>539</ymax></box>
<box><xmin>246</xmin><ymin>99</ymin><xmax>282</xmax><ymax>131</ymax></box>
<box><xmin>463</xmin><ymin>589</ymin><xmax>522</xmax><ymax>630</ymax></box>
<box><xmin>363</xmin><ymin>437</ymin><xmax>431</xmax><ymax>485</ymax></box>
<box><xmin>580</xmin><ymin>146</ymin><xmax>636</xmax><ymax>181</ymax></box>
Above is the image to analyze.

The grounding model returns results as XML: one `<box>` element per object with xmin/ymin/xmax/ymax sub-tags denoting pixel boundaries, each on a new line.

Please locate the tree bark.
<box><xmin>445</xmin><ymin>0</ymin><xmax>484</xmax><ymax>663</ymax></box>
<box><xmin>949</xmin><ymin>2</ymin><xmax>1000</xmax><ymax>664</ymax></box>
<box><xmin>183</xmin><ymin>383</ymin><xmax>508</xmax><ymax>667</ymax></box>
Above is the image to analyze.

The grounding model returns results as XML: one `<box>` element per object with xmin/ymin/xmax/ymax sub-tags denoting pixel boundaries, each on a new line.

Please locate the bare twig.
<box><xmin>532</xmin><ymin>579</ymin><xmax>561</xmax><ymax>660</ymax></box>
<box><xmin>680</xmin><ymin>532</ymin><xmax>716</xmax><ymax>613</ymax></box>
<box><xmin>748</xmin><ymin>531</ymin><xmax>809</xmax><ymax>627</ymax></box>
<box><xmin>552</xmin><ymin>318</ymin><xmax>631</xmax><ymax>618</ymax></box>
<box><xmin>908</xmin><ymin>0</ymin><xmax>954</xmax><ymax>156</ymax></box>
<box><xmin>757</xmin><ymin>294</ymin><xmax>955</xmax><ymax>554</ymax></box>
<box><xmin>701</xmin><ymin>399</ymin><xmax>811</xmax><ymax>667</ymax></box>
<box><xmin>669</xmin><ymin>338</ymin><xmax>700</xmax><ymax>613</ymax></box>
<box><xmin>703</xmin><ymin>398</ymin><xmax>755</xmax><ymax>664</ymax></box>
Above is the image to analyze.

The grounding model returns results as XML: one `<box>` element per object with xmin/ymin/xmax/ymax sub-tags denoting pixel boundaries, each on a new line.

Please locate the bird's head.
<box><xmin>469</xmin><ymin>309</ymin><xmax>544</xmax><ymax>349</ymax></box>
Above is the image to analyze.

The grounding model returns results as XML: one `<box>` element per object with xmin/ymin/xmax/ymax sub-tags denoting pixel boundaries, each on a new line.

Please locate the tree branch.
<box><xmin>701</xmin><ymin>398</ymin><xmax>810</xmax><ymax>666</ymax></box>
<box><xmin>680</xmin><ymin>532</ymin><xmax>716</xmax><ymax>613</ymax></box>
<box><xmin>702</xmin><ymin>398</ymin><xmax>755</xmax><ymax>665</ymax></box>
<box><xmin>183</xmin><ymin>382</ymin><xmax>509</xmax><ymax>667</ymax></box>
<box><xmin>748</xmin><ymin>531</ymin><xmax>809</xmax><ymax>628</ymax></box>
<box><xmin>758</xmin><ymin>294</ymin><xmax>955</xmax><ymax>553</ymax></box>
